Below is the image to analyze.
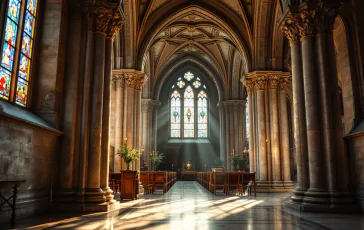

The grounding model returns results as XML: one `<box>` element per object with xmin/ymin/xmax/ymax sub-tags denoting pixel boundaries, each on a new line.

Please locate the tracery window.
<box><xmin>0</xmin><ymin>0</ymin><xmax>39</xmax><ymax>107</ymax></box>
<box><xmin>170</xmin><ymin>72</ymin><xmax>209</xmax><ymax>138</ymax></box>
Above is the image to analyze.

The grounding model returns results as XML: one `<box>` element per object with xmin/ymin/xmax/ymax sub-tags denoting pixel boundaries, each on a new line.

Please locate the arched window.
<box><xmin>0</xmin><ymin>0</ymin><xmax>39</xmax><ymax>107</ymax></box>
<box><xmin>170</xmin><ymin>71</ymin><xmax>209</xmax><ymax>139</ymax></box>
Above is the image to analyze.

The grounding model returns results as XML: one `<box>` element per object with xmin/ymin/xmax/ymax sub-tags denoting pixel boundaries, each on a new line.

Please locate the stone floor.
<box><xmin>4</xmin><ymin>181</ymin><xmax>364</xmax><ymax>229</ymax></box>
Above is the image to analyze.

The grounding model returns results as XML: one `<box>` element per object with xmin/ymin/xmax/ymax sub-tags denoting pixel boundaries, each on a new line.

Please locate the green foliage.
<box><xmin>231</xmin><ymin>155</ymin><xmax>241</xmax><ymax>169</ymax></box>
<box><xmin>151</xmin><ymin>152</ymin><xmax>164</xmax><ymax>170</ymax></box>
<box><xmin>214</xmin><ymin>157</ymin><xmax>224</xmax><ymax>167</ymax></box>
<box><xmin>117</xmin><ymin>142</ymin><xmax>141</xmax><ymax>164</ymax></box>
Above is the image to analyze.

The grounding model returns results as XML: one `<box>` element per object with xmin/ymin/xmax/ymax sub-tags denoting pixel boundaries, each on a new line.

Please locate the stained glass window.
<box><xmin>0</xmin><ymin>0</ymin><xmax>38</xmax><ymax>106</ymax></box>
<box><xmin>170</xmin><ymin>72</ymin><xmax>209</xmax><ymax>139</ymax></box>
<box><xmin>171</xmin><ymin>91</ymin><xmax>181</xmax><ymax>137</ymax></box>
<box><xmin>184</xmin><ymin>86</ymin><xmax>194</xmax><ymax>137</ymax></box>
<box><xmin>177</xmin><ymin>80</ymin><xmax>185</xmax><ymax>88</ymax></box>
<box><xmin>193</xmin><ymin>80</ymin><xmax>201</xmax><ymax>88</ymax></box>
<box><xmin>184</xmin><ymin>71</ymin><xmax>194</xmax><ymax>81</ymax></box>
<box><xmin>198</xmin><ymin>91</ymin><xmax>208</xmax><ymax>137</ymax></box>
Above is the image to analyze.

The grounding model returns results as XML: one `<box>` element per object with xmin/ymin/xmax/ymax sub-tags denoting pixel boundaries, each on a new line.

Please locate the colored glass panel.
<box><xmin>24</xmin><ymin>11</ymin><xmax>35</xmax><ymax>37</ymax></box>
<box><xmin>184</xmin><ymin>86</ymin><xmax>194</xmax><ymax>137</ymax></box>
<box><xmin>193</xmin><ymin>80</ymin><xmax>201</xmax><ymax>88</ymax></box>
<box><xmin>15</xmin><ymin>77</ymin><xmax>28</xmax><ymax>106</ymax></box>
<box><xmin>184</xmin><ymin>71</ymin><xmax>194</xmax><ymax>81</ymax></box>
<box><xmin>171</xmin><ymin>90</ymin><xmax>181</xmax><ymax>137</ymax></box>
<box><xmin>0</xmin><ymin>68</ymin><xmax>11</xmax><ymax>99</ymax></box>
<box><xmin>4</xmin><ymin>18</ymin><xmax>18</xmax><ymax>47</ymax></box>
<box><xmin>27</xmin><ymin>0</ymin><xmax>37</xmax><ymax>16</ymax></box>
<box><xmin>21</xmin><ymin>33</ymin><xmax>33</xmax><ymax>57</ymax></box>
<box><xmin>18</xmin><ymin>54</ymin><xmax>30</xmax><ymax>80</ymax></box>
<box><xmin>203</xmin><ymin>84</ymin><xmax>207</xmax><ymax>89</ymax></box>
<box><xmin>8</xmin><ymin>0</ymin><xmax>21</xmax><ymax>23</ymax></box>
<box><xmin>1</xmin><ymin>43</ymin><xmax>15</xmax><ymax>71</ymax></box>
<box><xmin>177</xmin><ymin>80</ymin><xmax>185</xmax><ymax>88</ymax></box>
<box><xmin>198</xmin><ymin>91</ymin><xmax>208</xmax><ymax>138</ymax></box>
<box><xmin>172</xmin><ymin>85</ymin><xmax>175</xmax><ymax>89</ymax></box>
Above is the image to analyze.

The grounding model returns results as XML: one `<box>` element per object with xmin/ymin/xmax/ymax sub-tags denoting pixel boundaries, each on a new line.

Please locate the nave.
<box><xmin>6</xmin><ymin>182</ymin><xmax>364</xmax><ymax>230</ymax></box>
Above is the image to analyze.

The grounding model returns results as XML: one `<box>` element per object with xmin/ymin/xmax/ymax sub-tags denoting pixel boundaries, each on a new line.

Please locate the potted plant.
<box><xmin>151</xmin><ymin>152</ymin><xmax>164</xmax><ymax>171</ymax></box>
<box><xmin>117</xmin><ymin>138</ymin><xmax>141</xmax><ymax>170</ymax></box>
<box><xmin>231</xmin><ymin>155</ymin><xmax>241</xmax><ymax>171</ymax></box>
<box><xmin>214</xmin><ymin>157</ymin><xmax>224</xmax><ymax>167</ymax></box>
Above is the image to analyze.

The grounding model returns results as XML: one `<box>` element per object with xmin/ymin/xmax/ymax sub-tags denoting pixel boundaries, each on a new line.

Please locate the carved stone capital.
<box><xmin>106</xmin><ymin>11</ymin><xmax>123</xmax><ymax>39</ymax></box>
<box><xmin>241</xmin><ymin>78</ymin><xmax>254</xmax><ymax>94</ymax></box>
<box><xmin>217</xmin><ymin>102</ymin><xmax>226</xmax><ymax>114</ymax></box>
<box><xmin>269</xmin><ymin>75</ymin><xmax>280</xmax><ymax>90</ymax></box>
<box><xmin>254</xmin><ymin>76</ymin><xmax>268</xmax><ymax>91</ymax></box>
<box><xmin>95</xmin><ymin>6</ymin><xmax>113</xmax><ymax>34</ymax></box>
<box><xmin>296</xmin><ymin>10</ymin><xmax>317</xmax><ymax>38</ymax></box>
<box><xmin>280</xmin><ymin>15</ymin><xmax>300</xmax><ymax>44</ymax></box>
<box><xmin>112</xmin><ymin>69</ymin><xmax>148</xmax><ymax>90</ymax></box>
<box><xmin>141</xmin><ymin>99</ymin><xmax>161</xmax><ymax>113</ymax></box>
<box><xmin>280</xmin><ymin>76</ymin><xmax>292</xmax><ymax>90</ymax></box>
<box><xmin>112</xmin><ymin>74</ymin><xmax>124</xmax><ymax>89</ymax></box>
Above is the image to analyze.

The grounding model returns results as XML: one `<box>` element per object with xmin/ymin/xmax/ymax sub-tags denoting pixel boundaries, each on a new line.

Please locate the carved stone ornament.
<box><xmin>95</xmin><ymin>6</ymin><xmax>113</xmax><ymax>33</ymax></box>
<box><xmin>112</xmin><ymin>74</ymin><xmax>124</xmax><ymax>89</ymax></box>
<box><xmin>107</xmin><ymin>10</ymin><xmax>123</xmax><ymax>39</ymax></box>
<box><xmin>280</xmin><ymin>15</ymin><xmax>300</xmax><ymax>44</ymax></box>
<box><xmin>269</xmin><ymin>75</ymin><xmax>280</xmax><ymax>90</ymax></box>
<box><xmin>124</xmin><ymin>73</ymin><xmax>137</xmax><ymax>89</ymax></box>
<box><xmin>241</xmin><ymin>78</ymin><xmax>254</xmax><ymax>94</ymax></box>
<box><xmin>296</xmin><ymin>10</ymin><xmax>317</xmax><ymax>38</ymax></box>
<box><xmin>134</xmin><ymin>75</ymin><xmax>148</xmax><ymax>91</ymax></box>
<box><xmin>280</xmin><ymin>77</ymin><xmax>291</xmax><ymax>90</ymax></box>
<box><xmin>254</xmin><ymin>76</ymin><xmax>268</xmax><ymax>91</ymax></box>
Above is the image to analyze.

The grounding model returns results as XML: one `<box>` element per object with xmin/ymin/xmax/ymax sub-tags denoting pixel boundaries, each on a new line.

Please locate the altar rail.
<box><xmin>196</xmin><ymin>172</ymin><xmax>256</xmax><ymax>196</ymax></box>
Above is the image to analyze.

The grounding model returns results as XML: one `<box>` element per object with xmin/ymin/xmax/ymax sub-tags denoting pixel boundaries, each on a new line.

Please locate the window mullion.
<box><xmin>9</xmin><ymin>0</ymin><xmax>26</xmax><ymax>102</ymax></box>
<box><xmin>181</xmin><ymin>89</ymin><xmax>184</xmax><ymax>139</ymax></box>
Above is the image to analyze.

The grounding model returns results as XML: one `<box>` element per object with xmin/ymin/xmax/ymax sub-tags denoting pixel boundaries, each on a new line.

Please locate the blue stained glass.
<box><xmin>198</xmin><ymin>91</ymin><xmax>208</xmax><ymax>137</ymax></box>
<box><xmin>2</xmin><ymin>43</ymin><xmax>15</xmax><ymax>71</ymax></box>
<box><xmin>184</xmin><ymin>86</ymin><xmax>194</xmax><ymax>137</ymax></box>
<box><xmin>21</xmin><ymin>33</ymin><xmax>32</xmax><ymax>57</ymax></box>
<box><xmin>171</xmin><ymin>90</ymin><xmax>181</xmax><ymax>137</ymax></box>
<box><xmin>24</xmin><ymin>11</ymin><xmax>35</xmax><ymax>37</ymax></box>
<box><xmin>0</xmin><ymin>68</ymin><xmax>11</xmax><ymax>100</ymax></box>
<box><xmin>4</xmin><ymin>19</ymin><xmax>18</xmax><ymax>47</ymax></box>
<box><xmin>27</xmin><ymin>0</ymin><xmax>37</xmax><ymax>16</ymax></box>
<box><xmin>8</xmin><ymin>0</ymin><xmax>21</xmax><ymax>23</ymax></box>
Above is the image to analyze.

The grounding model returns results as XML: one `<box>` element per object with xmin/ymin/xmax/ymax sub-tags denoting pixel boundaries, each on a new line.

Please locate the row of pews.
<box><xmin>140</xmin><ymin>171</ymin><xmax>177</xmax><ymax>194</ymax></box>
<box><xmin>196</xmin><ymin>172</ymin><xmax>257</xmax><ymax>196</ymax></box>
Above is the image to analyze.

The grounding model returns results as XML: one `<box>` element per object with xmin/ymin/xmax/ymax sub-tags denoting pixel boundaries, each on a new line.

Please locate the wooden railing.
<box><xmin>197</xmin><ymin>172</ymin><xmax>256</xmax><ymax>197</ymax></box>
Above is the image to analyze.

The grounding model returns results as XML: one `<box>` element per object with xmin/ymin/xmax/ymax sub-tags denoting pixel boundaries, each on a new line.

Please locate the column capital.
<box><xmin>241</xmin><ymin>78</ymin><xmax>255</xmax><ymax>94</ymax></box>
<box><xmin>106</xmin><ymin>10</ymin><xmax>124</xmax><ymax>39</ymax></box>
<box><xmin>112</xmin><ymin>69</ymin><xmax>148</xmax><ymax>90</ymax></box>
<box><xmin>280</xmin><ymin>14</ymin><xmax>301</xmax><ymax>45</ymax></box>
<box><xmin>141</xmin><ymin>99</ymin><xmax>161</xmax><ymax>113</ymax></box>
<box><xmin>217</xmin><ymin>100</ymin><xmax>246</xmax><ymax>113</ymax></box>
<box><xmin>243</xmin><ymin>71</ymin><xmax>291</xmax><ymax>91</ymax></box>
<box><xmin>280</xmin><ymin>75</ymin><xmax>292</xmax><ymax>91</ymax></box>
<box><xmin>269</xmin><ymin>75</ymin><xmax>280</xmax><ymax>90</ymax></box>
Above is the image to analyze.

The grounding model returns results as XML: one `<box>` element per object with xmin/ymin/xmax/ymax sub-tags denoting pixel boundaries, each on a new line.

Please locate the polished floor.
<box><xmin>6</xmin><ymin>181</ymin><xmax>364</xmax><ymax>230</ymax></box>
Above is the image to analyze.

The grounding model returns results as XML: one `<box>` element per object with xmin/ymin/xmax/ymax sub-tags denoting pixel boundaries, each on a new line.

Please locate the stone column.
<box><xmin>217</xmin><ymin>103</ymin><xmax>226</xmax><ymax>169</ymax></box>
<box><xmin>299</xmin><ymin>12</ymin><xmax>329</xmax><ymax>203</ymax></box>
<box><xmin>113</xmin><ymin>74</ymin><xmax>125</xmax><ymax>172</ymax></box>
<box><xmin>255</xmin><ymin>76</ymin><xmax>268</xmax><ymax>183</ymax></box>
<box><xmin>279</xmin><ymin>77</ymin><xmax>294</xmax><ymax>189</ymax></box>
<box><xmin>281</xmin><ymin>17</ymin><xmax>309</xmax><ymax>201</ymax></box>
<box><xmin>86</xmin><ymin>17</ymin><xmax>107</xmax><ymax>204</ymax></box>
<box><xmin>243</xmin><ymin>79</ymin><xmax>255</xmax><ymax>173</ymax></box>
<box><xmin>269</xmin><ymin>75</ymin><xmax>282</xmax><ymax>186</ymax></box>
<box><xmin>100</xmin><ymin>15</ymin><xmax>122</xmax><ymax>202</ymax></box>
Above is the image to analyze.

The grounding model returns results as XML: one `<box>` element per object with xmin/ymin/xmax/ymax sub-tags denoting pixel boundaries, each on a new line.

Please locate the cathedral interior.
<box><xmin>0</xmin><ymin>0</ymin><xmax>364</xmax><ymax>229</ymax></box>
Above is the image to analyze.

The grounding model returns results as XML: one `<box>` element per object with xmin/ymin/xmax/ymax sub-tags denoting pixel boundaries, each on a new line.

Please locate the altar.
<box><xmin>180</xmin><ymin>171</ymin><xmax>197</xmax><ymax>181</ymax></box>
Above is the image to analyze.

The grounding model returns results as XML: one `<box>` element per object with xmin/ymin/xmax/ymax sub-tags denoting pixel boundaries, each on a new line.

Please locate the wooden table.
<box><xmin>180</xmin><ymin>171</ymin><xmax>197</xmax><ymax>181</ymax></box>
<box><xmin>0</xmin><ymin>180</ymin><xmax>26</xmax><ymax>224</ymax></box>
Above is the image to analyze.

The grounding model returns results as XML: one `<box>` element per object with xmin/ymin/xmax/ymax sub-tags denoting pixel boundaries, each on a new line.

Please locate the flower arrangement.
<box><xmin>150</xmin><ymin>151</ymin><xmax>164</xmax><ymax>171</ymax></box>
<box><xmin>117</xmin><ymin>138</ymin><xmax>141</xmax><ymax>170</ymax></box>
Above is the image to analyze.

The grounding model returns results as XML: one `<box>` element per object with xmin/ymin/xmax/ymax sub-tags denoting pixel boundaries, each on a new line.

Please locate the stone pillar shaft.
<box><xmin>270</xmin><ymin>80</ymin><xmax>281</xmax><ymax>183</ymax></box>
<box><xmin>256</xmin><ymin>89</ymin><xmax>267</xmax><ymax>181</ymax></box>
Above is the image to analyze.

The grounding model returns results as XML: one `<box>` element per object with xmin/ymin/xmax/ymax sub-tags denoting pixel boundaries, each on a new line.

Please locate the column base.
<box><xmin>56</xmin><ymin>189</ymin><xmax>77</xmax><ymax>202</ymax></box>
<box><xmin>102</xmin><ymin>187</ymin><xmax>114</xmax><ymax>202</ymax></box>
<box><xmin>84</xmin><ymin>188</ymin><xmax>106</xmax><ymax>203</ymax></box>
<box><xmin>55</xmin><ymin>200</ymin><xmax>120</xmax><ymax>213</ymax></box>
<box><xmin>256</xmin><ymin>181</ymin><xmax>294</xmax><ymax>192</ymax></box>
<box><xmin>284</xmin><ymin>199</ymin><xmax>358</xmax><ymax>213</ymax></box>
<box><xmin>291</xmin><ymin>187</ymin><xmax>308</xmax><ymax>203</ymax></box>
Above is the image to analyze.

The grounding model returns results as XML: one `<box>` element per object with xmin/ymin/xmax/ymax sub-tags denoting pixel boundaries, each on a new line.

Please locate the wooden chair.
<box><xmin>152</xmin><ymin>172</ymin><xmax>166</xmax><ymax>194</ymax></box>
<box><xmin>240</xmin><ymin>172</ymin><xmax>256</xmax><ymax>197</ymax></box>
<box><xmin>110</xmin><ymin>173</ymin><xmax>121</xmax><ymax>194</ymax></box>
<box><xmin>211</xmin><ymin>172</ymin><xmax>227</xmax><ymax>195</ymax></box>
<box><xmin>139</xmin><ymin>172</ymin><xmax>150</xmax><ymax>194</ymax></box>
<box><xmin>227</xmin><ymin>172</ymin><xmax>240</xmax><ymax>195</ymax></box>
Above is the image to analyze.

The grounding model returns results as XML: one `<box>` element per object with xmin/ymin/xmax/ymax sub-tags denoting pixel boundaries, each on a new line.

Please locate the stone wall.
<box><xmin>0</xmin><ymin>118</ymin><xmax>60</xmax><ymax>223</ymax></box>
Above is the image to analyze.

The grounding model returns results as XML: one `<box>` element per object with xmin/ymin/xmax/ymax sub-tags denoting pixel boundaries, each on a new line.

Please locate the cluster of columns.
<box><xmin>217</xmin><ymin>100</ymin><xmax>246</xmax><ymax>171</ymax></box>
<box><xmin>242</xmin><ymin>71</ymin><xmax>294</xmax><ymax>192</ymax></box>
<box><xmin>279</xmin><ymin>1</ymin><xmax>356</xmax><ymax>211</ymax></box>
<box><xmin>112</xmin><ymin>70</ymin><xmax>148</xmax><ymax>172</ymax></box>
<box><xmin>141</xmin><ymin>99</ymin><xmax>161</xmax><ymax>169</ymax></box>
<box><xmin>59</xmin><ymin>0</ymin><xmax>124</xmax><ymax>211</ymax></box>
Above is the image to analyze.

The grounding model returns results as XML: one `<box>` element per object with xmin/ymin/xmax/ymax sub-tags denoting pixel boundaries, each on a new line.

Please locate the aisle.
<box><xmin>9</xmin><ymin>182</ymin><xmax>364</xmax><ymax>230</ymax></box>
